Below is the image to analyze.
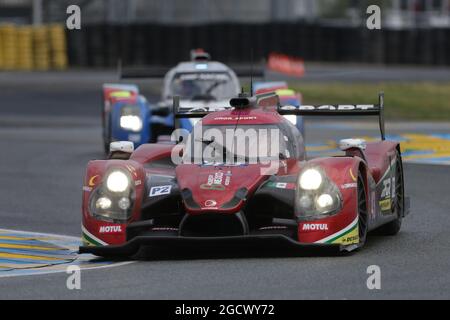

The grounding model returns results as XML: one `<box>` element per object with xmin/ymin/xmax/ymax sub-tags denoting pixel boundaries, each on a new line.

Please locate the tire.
<box><xmin>375</xmin><ymin>151</ymin><xmax>404</xmax><ymax>236</ymax></box>
<box><xmin>357</xmin><ymin>172</ymin><xmax>369</xmax><ymax>246</ymax></box>
<box><xmin>103</xmin><ymin>116</ymin><xmax>111</xmax><ymax>155</ymax></box>
<box><xmin>102</xmin><ymin>93</ymin><xmax>111</xmax><ymax>155</ymax></box>
<box><xmin>103</xmin><ymin>139</ymin><xmax>110</xmax><ymax>155</ymax></box>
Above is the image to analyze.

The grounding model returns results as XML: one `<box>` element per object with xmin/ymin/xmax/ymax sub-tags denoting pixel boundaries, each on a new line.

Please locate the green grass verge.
<box><xmin>291</xmin><ymin>82</ymin><xmax>450</xmax><ymax>121</ymax></box>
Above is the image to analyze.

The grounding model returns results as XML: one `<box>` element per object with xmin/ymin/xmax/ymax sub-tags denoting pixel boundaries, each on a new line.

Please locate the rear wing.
<box><xmin>172</xmin><ymin>92</ymin><xmax>278</xmax><ymax>119</ymax></box>
<box><xmin>278</xmin><ymin>92</ymin><xmax>386</xmax><ymax>140</ymax></box>
<box><xmin>228</xmin><ymin>65</ymin><xmax>265</xmax><ymax>78</ymax></box>
<box><xmin>170</xmin><ymin>95</ymin><xmax>216</xmax><ymax>131</ymax></box>
<box><xmin>172</xmin><ymin>96</ymin><xmax>229</xmax><ymax>119</ymax></box>
<box><xmin>118</xmin><ymin>60</ymin><xmax>265</xmax><ymax>79</ymax></box>
<box><xmin>171</xmin><ymin>93</ymin><xmax>278</xmax><ymax>130</ymax></box>
<box><xmin>118</xmin><ymin>60</ymin><xmax>169</xmax><ymax>79</ymax></box>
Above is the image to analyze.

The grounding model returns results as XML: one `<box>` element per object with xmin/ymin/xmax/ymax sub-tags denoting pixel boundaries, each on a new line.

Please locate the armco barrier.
<box><xmin>65</xmin><ymin>22</ymin><xmax>450</xmax><ymax>67</ymax></box>
<box><xmin>0</xmin><ymin>24</ymin><xmax>68</xmax><ymax>71</ymax></box>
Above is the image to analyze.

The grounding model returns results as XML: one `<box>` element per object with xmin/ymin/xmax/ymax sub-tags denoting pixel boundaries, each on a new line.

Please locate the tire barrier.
<box><xmin>17</xmin><ymin>26</ymin><xmax>33</xmax><ymax>71</ymax></box>
<box><xmin>65</xmin><ymin>22</ymin><xmax>450</xmax><ymax>67</ymax></box>
<box><xmin>0</xmin><ymin>30</ymin><xmax>2</xmax><ymax>69</ymax></box>
<box><xmin>48</xmin><ymin>24</ymin><xmax>68</xmax><ymax>70</ymax></box>
<box><xmin>0</xmin><ymin>24</ymin><xmax>68</xmax><ymax>71</ymax></box>
<box><xmin>0</xmin><ymin>24</ymin><xmax>18</xmax><ymax>70</ymax></box>
<box><xmin>33</xmin><ymin>26</ymin><xmax>50</xmax><ymax>70</ymax></box>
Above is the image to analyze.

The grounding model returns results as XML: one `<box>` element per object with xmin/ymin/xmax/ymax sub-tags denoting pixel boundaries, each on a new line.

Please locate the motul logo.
<box><xmin>99</xmin><ymin>226</ymin><xmax>122</xmax><ymax>233</ymax></box>
<box><xmin>302</xmin><ymin>223</ymin><xmax>328</xmax><ymax>231</ymax></box>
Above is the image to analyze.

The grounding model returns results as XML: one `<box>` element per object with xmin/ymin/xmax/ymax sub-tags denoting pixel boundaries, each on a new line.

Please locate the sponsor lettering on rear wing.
<box><xmin>118</xmin><ymin>59</ymin><xmax>265</xmax><ymax>79</ymax></box>
<box><xmin>114</xmin><ymin>59</ymin><xmax>169</xmax><ymax>79</ymax></box>
<box><xmin>278</xmin><ymin>92</ymin><xmax>386</xmax><ymax>140</ymax></box>
<box><xmin>172</xmin><ymin>92</ymin><xmax>278</xmax><ymax>119</ymax></box>
<box><xmin>172</xmin><ymin>96</ymin><xmax>229</xmax><ymax>120</ymax></box>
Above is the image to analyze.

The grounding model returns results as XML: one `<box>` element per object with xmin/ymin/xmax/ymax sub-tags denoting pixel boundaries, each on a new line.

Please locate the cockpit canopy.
<box><xmin>170</xmin><ymin>72</ymin><xmax>237</xmax><ymax>101</ymax></box>
<box><xmin>182</xmin><ymin>117</ymin><xmax>305</xmax><ymax>165</ymax></box>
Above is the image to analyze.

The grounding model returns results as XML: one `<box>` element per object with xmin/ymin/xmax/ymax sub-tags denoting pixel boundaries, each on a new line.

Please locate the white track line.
<box><xmin>0</xmin><ymin>228</ymin><xmax>134</xmax><ymax>278</ymax></box>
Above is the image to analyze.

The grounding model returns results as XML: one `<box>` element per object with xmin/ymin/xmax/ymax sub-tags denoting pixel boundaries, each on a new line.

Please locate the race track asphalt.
<box><xmin>0</xmin><ymin>70</ymin><xmax>449</xmax><ymax>299</ymax></box>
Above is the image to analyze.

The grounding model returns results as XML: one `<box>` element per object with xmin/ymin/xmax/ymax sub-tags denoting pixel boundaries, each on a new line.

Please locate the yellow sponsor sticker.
<box><xmin>379</xmin><ymin>199</ymin><xmax>391</xmax><ymax>211</ymax></box>
<box><xmin>110</xmin><ymin>91</ymin><xmax>131</xmax><ymax>98</ymax></box>
<box><xmin>329</xmin><ymin>224</ymin><xmax>359</xmax><ymax>245</ymax></box>
<box><xmin>275</xmin><ymin>89</ymin><xmax>295</xmax><ymax>96</ymax></box>
<box><xmin>88</xmin><ymin>175</ymin><xmax>99</xmax><ymax>187</ymax></box>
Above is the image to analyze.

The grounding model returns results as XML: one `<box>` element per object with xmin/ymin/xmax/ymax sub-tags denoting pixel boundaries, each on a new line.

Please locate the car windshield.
<box><xmin>170</xmin><ymin>72</ymin><xmax>236</xmax><ymax>101</ymax></box>
<box><xmin>182</xmin><ymin>123</ymin><xmax>295</xmax><ymax>165</ymax></box>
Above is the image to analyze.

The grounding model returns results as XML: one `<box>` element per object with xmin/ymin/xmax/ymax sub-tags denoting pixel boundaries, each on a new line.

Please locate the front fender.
<box><xmin>297</xmin><ymin>157</ymin><xmax>371</xmax><ymax>246</ymax></box>
<box><xmin>81</xmin><ymin>160</ymin><xmax>146</xmax><ymax>247</ymax></box>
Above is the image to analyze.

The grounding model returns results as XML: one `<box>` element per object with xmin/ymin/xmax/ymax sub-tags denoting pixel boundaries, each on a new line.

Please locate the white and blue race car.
<box><xmin>101</xmin><ymin>50</ymin><xmax>242</xmax><ymax>153</ymax></box>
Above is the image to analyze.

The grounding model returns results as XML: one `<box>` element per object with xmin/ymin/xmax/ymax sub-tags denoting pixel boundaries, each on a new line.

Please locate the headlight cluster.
<box><xmin>89</xmin><ymin>169</ymin><xmax>134</xmax><ymax>222</ymax></box>
<box><xmin>120</xmin><ymin>105</ymin><xmax>142</xmax><ymax>132</ymax></box>
<box><xmin>106</xmin><ymin>171</ymin><xmax>129</xmax><ymax>192</ymax></box>
<box><xmin>296</xmin><ymin>167</ymin><xmax>342</xmax><ymax>219</ymax></box>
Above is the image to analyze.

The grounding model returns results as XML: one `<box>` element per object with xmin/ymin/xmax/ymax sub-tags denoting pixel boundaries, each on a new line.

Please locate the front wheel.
<box><xmin>375</xmin><ymin>151</ymin><xmax>404</xmax><ymax>235</ymax></box>
<box><xmin>103</xmin><ymin>116</ymin><xmax>111</xmax><ymax>155</ymax></box>
<box><xmin>357</xmin><ymin>172</ymin><xmax>369</xmax><ymax>247</ymax></box>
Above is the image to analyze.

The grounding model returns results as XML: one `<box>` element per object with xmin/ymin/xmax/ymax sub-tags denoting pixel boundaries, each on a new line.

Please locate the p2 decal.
<box><xmin>149</xmin><ymin>185</ymin><xmax>172</xmax><ymax>197</ymax></box>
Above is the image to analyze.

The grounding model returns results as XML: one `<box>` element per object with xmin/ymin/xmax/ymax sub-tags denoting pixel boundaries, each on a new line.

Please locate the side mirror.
<box><xmin>339</xmin><ymin>139</ymin><xmax>366</xmax><ymax>151</ymax></box>
<box><xmin>110</xmin><ymin>141</ymin><xmax>134</xmax><ymax>154</ymax></box>
<box><xmin>109</xmin><ymin>141</ymin><xmax>134</xmax><ymax>159</ymax></box>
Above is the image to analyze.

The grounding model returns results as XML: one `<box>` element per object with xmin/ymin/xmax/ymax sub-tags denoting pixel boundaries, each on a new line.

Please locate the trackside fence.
<box><xmin>66</xmin><ymin>22</ymin><xmax>450</xmax><ymax>67</ymax></box>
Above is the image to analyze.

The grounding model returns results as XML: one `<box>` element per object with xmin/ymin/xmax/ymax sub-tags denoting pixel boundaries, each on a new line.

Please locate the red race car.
<box><xmin>79</xmin><ymin>92</ymin><xmax>407</xmax><ymax>257</ymax></box>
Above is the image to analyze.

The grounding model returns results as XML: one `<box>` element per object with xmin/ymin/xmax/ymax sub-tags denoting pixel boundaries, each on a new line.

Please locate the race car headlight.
<box><xmin>120</xmin><ymin>115</ymin><xmax>142</xmax><ymax>132</ymax></box>
<box><xmin>106</xmin><ymin>170</ymin><xmax>130</xmax><ymax>193</ymax></box>
<box><xmin>95</xmin><ymin>197</ymin><xmax>112</xmax><ymax>210</ymax></box>
<box><xmin>89</xmin><ymin>170</ymin><xmax>135</xmax><ymax>222</ymax></box>
<box><xmin>316</xmin><ymin>193</ymin><xmax>334</xmax><ymax>208</ymax></box>
<box><xmin>299</xmin><ymin>168</ymin><xmax>323</xmax><ymax>190</ymax></box>
<box><xmin>120</xmin><ymin>105</ymin><xmax>142</xmax><ymax>132</ymax></box>
<box><xmin>118</xmin><ymin>197</ymin><xmax>131</xmax><ymax>210</ymax></box>
<box><xmin>296</xmin><ymin>167</ymin><xmax>342</xmax><ymax>219</ymax></box>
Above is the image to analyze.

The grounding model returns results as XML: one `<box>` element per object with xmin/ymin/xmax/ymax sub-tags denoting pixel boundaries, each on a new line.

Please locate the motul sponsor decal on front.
<box><xmin>99</xmin><ymin>225</ymin><xmax>122</xmax><ymax>233</ymax></box>
<box><xmin>302</xmin><ymin>223</ymin><xmax>328</xmax><ymax>231</ymax></box>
